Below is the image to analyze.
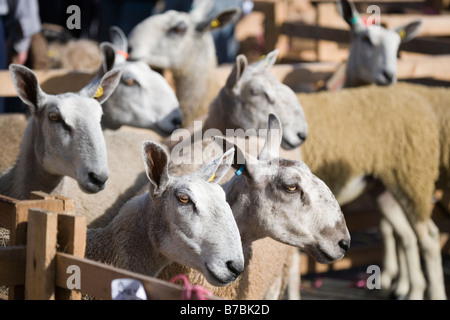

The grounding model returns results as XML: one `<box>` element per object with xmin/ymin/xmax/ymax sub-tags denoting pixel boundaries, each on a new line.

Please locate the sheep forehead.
<box><xmin>46</xmin><ymin>94</ymin><xmax>102</xmax><ymax>126</ymax></box>
<box><xmin>365</xmin><ymin>26</ymin><xmax>401</xmax><ymax>47</ymax></box>
<box><xmin>152</xmin><ymin>10</ymin><xmax>191</xmax><ymax>33</ymax></box>
<box><xmin>173</xmin><ymin>177</ymin><xmax>227</xmax><ymax>208</ymax></box>
<box><xmin>119</xmin><ymin>61</ymin><xmax>156</xmax><ymax>86</ymax></box>
<box><xmin>272</xmin><ymin>160</ymin><xmax>311</xmax><ymax>183</ymax></box>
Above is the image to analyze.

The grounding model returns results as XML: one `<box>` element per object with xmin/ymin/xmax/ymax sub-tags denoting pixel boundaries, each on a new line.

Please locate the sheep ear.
<box><xmin>9</xmin><ymin>64</ymin><xmax>46</xmax><ymax>115</ymax></box>
<box><xmin>110</xmin><ymin>26</ymin><xmax>128</xmax><ymax>52</ymax></box>
<box><xmin>190</xmin><ymin>0</ymin><xmax>214</xmax><ymax>22</ymax></box>
<box><xmin>226</xmin><ymin>54</ymin><xmax>247</xmax><ymax>91</ymax></box>
<box><xmin>254</xmin><ymin>49</ymin><xmax>279</xmax><ymax>72</ymax></box>
<box><xmin>395</xmin><ymin>19</ymin><xmax>422</xmax><ymax>43</ymax></box>
<box><xmin>338</xmin><ymin>0</ymin><xmax>366</xmax><ymax>32</ymax></box>
<box><xmin>258</xmin><ymin>113</ymin><xmax>282</xmax><ymax>161</ymax></box>
<box><xmin>109</xmin><ymin>26</ymin><xmax>129</xmax><ymax>63</ymax></box>
<box><xmin>80</xmin><ymin>69</ymin><xmax>121</xmax><ymax>105</ymax></box>
<box><xmin>213</xmin><ymin>136</ymin><xmax>259</xmax><ymax>179</ymax></box>
<box><xmin>142</xmin><ymin>141</ymin><xmax>170</xmax><ymax>193</ymax></box>
<box><xmin>98</xmin><ymin>42</ymin><xmax>116</xmax><ymax>76</ymax></box>
<box><xmin>195</xmin><ymin>7</ymin><xmax>242</xmax><ymax>33</ymax></box>
<box><xmin>195</xmin><ymin>147</ymin><xmax>235</xmax><ymax>183</ymax></box>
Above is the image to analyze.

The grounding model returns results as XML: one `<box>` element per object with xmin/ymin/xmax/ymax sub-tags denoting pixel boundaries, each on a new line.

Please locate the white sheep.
<box><xmin>0</xmin><ymin>30</ymin><xmax>184</xmax><ymax>227</ymax></box>
<box><xmin>338</xmin><ymin>0</ymin><xmax>422</xmax><ymax>87</ymax></box>
<box><xmin>128</xmin><ymin>0</ymin><xmax>242</xmax><ymax>125</ymax></box>
<box><xmin>296</xmin><ymin>84</ymin><xmax>450</xmax><ymax>300</ymax></box>
<box><xmin>86</xmin><ymin>141</ymin><xmax>246</xmax><ymax>287</ymax></box>
<box><xmin>195</xmin><ymin>49</ymin><xmax>450</xmax><ymax>300</ymax></box>
<box><xmin>157</xmin><ymin>113</ymin><xmax>350</xmax><ymax>299</ymax></box>
<box><xmin>0</xmin><ymin>64</ymin><xmax>121</xmax><ymax>199</ymax></box>
<box><xmin>98</xmin><ymin>26</ymin><xmax>183</xmax><ymax>134</ymax></box>
<box><xmin>338</xmin><ymin>0</ymin><xmax>426</xmax><ymax>298</ymax></box>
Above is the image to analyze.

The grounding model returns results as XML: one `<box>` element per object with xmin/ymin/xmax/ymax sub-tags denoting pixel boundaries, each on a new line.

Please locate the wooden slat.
<box><xmin>397</xmin><ymin>54</ymin><xmax>450</xmax><ymax>81</ymax></box>
<box><xmin>281</xmin><ymin>22</ymin><xmax>351</xmax><ymax>43</ymax></box>
<box><xmin>0</xmin><ymin>195</ymin><xmax>18</xmax><ymax>230</ymax></box>
<box><xmin>0</xmin><ymin>69</ymin><xmax>95</xmax><ymax>97</ymax></box>
<box><xmin>55</xmin><ymin>253</ymin><xmax>219</xmax><ymax>300</ymax></box>
<box><xmin>400</xmin><ymin>38</ymin><xmax>450</xmax><ymax>55</ymax></box>
<box><xmin>11</xmin><ymin>199</ymin><xmax>64</xmax><ymax>246</ymax></box>
<box><xmin>0</xmin><ymin>245</ymin><xmax>26</xmax><ymax>285</ymax></box>
<box><xmin>55</xmin><ymin>214</ymin><xmax>86</xmax><ymax>300</ymax></box>
<box><xmin>25</xmin><ymin>209</ymin><xmax>58</xmax><ymax>300</ymax></box>
<box><xmin>300</xmin><ymin>244</ymin><xmax>383</xmax><ymax>275</ymax></box>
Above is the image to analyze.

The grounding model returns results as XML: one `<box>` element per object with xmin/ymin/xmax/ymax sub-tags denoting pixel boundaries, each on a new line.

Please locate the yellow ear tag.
<box><xmin>208</xmin><ymin>173</ymin><xmax>215</xmax><ymax>182</ymax></box>
<box><xmin>94</xmin><ymin>86</ymin><xmax>103</xmax><ymax>98</ymax></box>
<box><xmin>211</xmin><ymin>19</ymin><xmax>220</xmax><ymax>28</ymax></box>
<box><xmin>258</xmin><ymin>54</ymin><xmax>270</xmax><ymax>67</ymax></box>
<box><xmin>398</xmin><ymin>29</ymin><xmax>406</xmax><ymax>40</ymax></box>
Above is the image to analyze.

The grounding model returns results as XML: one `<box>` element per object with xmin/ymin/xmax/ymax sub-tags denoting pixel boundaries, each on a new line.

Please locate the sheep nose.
<box><xmin>171</xmin><ymin>115</ymin><xmax>182</xmax><ymax>129</ymax></box>
<box><xmin>339</xmin><ymin>239</ymin><xmax>350</xmax><ymax>253</ymax></box>
<box><xmin>382</xmin><ymin>70</ymin><xmax>395</xmax><ymax>83</ymax></box>
<box><xmin>298</xmin><ymin>132</ymin><xmax>307</xmax><ymax>142</ymax></box>
<box><xmin>226</xmin><ymin>260</ymin><xmax>244</xmax><ymax>278</ymax></box>
<box><xmin>88</xmin><ymin>171</ymin><xmax>108</xmax><ymax>189</ymax></box>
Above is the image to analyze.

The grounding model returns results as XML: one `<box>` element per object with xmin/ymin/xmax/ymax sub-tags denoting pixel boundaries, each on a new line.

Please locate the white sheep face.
<box><xmin>98</xmin><ymin>28</ymin><xmax>182</xmax><ymax>134</ymax></box>
<box><xmin>348</xmin><ymin>26</ymin><xmax>401</xmax><ymax>86</ymax></box>
<box><xmin>210</xmin><ymin>50</ymin><xmax>308</xmax><ymax>150</ymax></box>
<box><xmin>128</xmin><ymin>4</ymin><xmax>241</xmax><ymax>71</ymax></box>
<box><xmin>217</xmin><ymin>114</ymin><xmax>350</xmax><ymax>264</ymax></box>
<box><xmin>256</xmin><ymin>158</ymin><xmax>350</xmax><ymax>263</ymax></box>
<box><xmin>129</xmin><ymin>11</ymin><xmax>194</xmax><ymax>70</ymax></box>
<box><xmin>9</xmin><ymin>65</ymin><xmax>122</xmax><ymax>193</ymax></box>
<box><xmin>107</xmin><ymin>60</ymin><xmax>182</xmax><ymax>134</ymax></box>
<box><xmin>143</xmin><ymin>142</ymin><xmax>244</xmax><ymax>286</ymax></box>
<box><xmin>339</xmin><ymin>0</ymin><xmax>422</xmax><ymax>87</ymax></box>
<box><xmin>37</xmin><ymin>94</ymin><xmax>108</xmax><ymax>193</ymax></box>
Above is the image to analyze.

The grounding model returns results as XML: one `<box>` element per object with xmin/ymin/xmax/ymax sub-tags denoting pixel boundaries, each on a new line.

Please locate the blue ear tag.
<box><xmin>235</xmin><ymin>164</ymin><xmax>245</xmax><ymax>176</ymax></box>
<box><xmin>350</xmin><ymin>14</ymin><xmax>360</xmax><ymax>25</ymax></box>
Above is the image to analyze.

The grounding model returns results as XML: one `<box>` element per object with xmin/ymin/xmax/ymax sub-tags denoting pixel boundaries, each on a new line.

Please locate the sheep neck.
<box><xmin>0</xmin><ymin>118</ymin><xmax>63</xmax><ymax>199</ymax></box>
<box><xmin>222</xmin><ymin>175</ymin><xmax>264</xmax><ymax>256</ymax></box>
<box><xmin>172</xmin><ymin>44</ymin><xmax>217</xmax><ymax>123</ymax></box>
<box><xmin>203</xmin><ymin>87</ymin><xmax>236</xmax><ymax>134</ymax></box>
<box><xmin>86</xmin><ymin>193</ymin><xmax>170</xmax><ymax>276</ymax></box>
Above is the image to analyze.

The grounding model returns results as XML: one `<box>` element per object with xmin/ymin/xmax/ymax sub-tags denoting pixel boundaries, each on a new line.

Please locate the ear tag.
<box><xmin>211</xmin><ymin>19</ymin><xmax>220</xmax><ymax>28</ymax></box>
<box><xmin>235</xmin><ymin>164</ymin><xmax>245</xmax><ymax>176</ymax></box>
<box><xmin>350</xmin><ymin>14</ymin><xmax>360</xmax><ymax>25</ymax></box>
<box><xmin>208</xmin><ymin>173</ymin><xmax>215</xmax><ymax>182</ymax></box>
<box><xmin>94</xmin><ymin>86</ymin><xmax>103</xmax><ymax>98</ymax></box>
<box><xmin>257</xmin><ymin>54</ymin><xmax>270</xmax><ymax>67</ymax></box>
<box><xmin>117</xmin><ymin>50</ymin><xmax>130</xmax><ymax>60</ymax></box>
<box><xmin>398</xmin><ymin>29</ymin><xmax>406</xmax><ymax>40</ymax></box>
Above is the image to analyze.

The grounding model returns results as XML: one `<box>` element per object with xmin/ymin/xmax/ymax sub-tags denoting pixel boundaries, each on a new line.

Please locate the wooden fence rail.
<box><xmin>0</xmin><ymin>192</ymin><xmax>218</xmax><ymax>300</ymax></box>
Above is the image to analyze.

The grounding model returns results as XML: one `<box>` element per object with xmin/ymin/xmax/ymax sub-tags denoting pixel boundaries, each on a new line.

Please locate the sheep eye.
<box><xmin>124</xmin><ymin>78</ymin><xmax>137</xmax><ymax>86</ymax></box>
<box><xmin>49</xmin><ymin>112</ymin><xmax>71</xmax><ymax>132</ymax></box>
<box><xmin>169</xmin><ymin>22</ymin><xmax>187</xmax><ymax>35</ymax></box>
<box><xmin>284</xmin><ymin>185</ymin><xmax>298</xmax><ymax>193</ymax></box>
<box><xmin>251</xmin><ymin>87</ymin><xmax>263</xmax><ymax>95</ymax></box>
<box><xmin>177</xmin><ymin>194</ymin><xmax>190</xmax><ymax>204</ymax></box>
<box><xmin>361</xmin><ymin>34</ymin><xmax>372</xmax><ymax>45</ymax></box>
<box><xmin>48</xmin><ymin>113</ymin><xmax>61</xmax><ymax>122</ymax></box>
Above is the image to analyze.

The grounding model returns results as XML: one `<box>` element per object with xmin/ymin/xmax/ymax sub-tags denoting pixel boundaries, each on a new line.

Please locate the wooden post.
<box><xmin>25</xmin><ymin>209</ymin><xmax>58</xmax><ymax>300</ymax></box>
<box><xmin>55</xmin><ymin>214</ymin><xmax>86</xmax><ymax>300</ymax></box>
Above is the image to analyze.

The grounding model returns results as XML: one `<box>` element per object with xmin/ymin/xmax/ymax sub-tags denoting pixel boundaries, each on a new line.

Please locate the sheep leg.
<box><xmin>285</xmin><ymin>249</ymin><xmax>301</xmax><ymax>300</ymax></box>
<box><xmin>376</xmin><ymin>190</ymin><xmax>426</xmax><ymax>299</ymax></box>
<box><xmin>263</xmin><ymin>275</ymin><xmax>283</xmax><ymax>300</ymax></box>
<box><xmin>394</xmin><ymin>240</ymin><xmax>411</xmax><ymax>299</ymax></box>
<box><xmin>380</xmin><ymin>217</ymin><xmax>411</xmax><ymax>298</ymax></box>
<box><xmin>412</xmin><ymin>219</ymin><xmax>447</xmax><ymax>300</ymax></box>
<box><xmin>379</xmin><ymin>217</ymin><xmax>399</xmax><ymax>290</ymax></box>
